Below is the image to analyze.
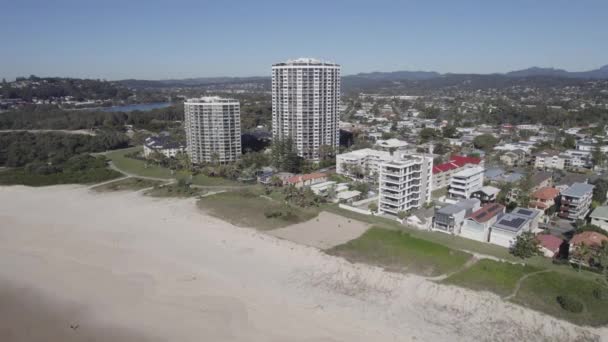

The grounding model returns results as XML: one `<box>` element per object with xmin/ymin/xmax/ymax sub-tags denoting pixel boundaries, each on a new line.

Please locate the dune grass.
<box><xmin>197</xmin><ymin>190</ymin><xmax>319</xmax><ymax>230</ymax></box>
<box><xmin>327</xmin><ymin>227</ymin><xmax>471</xmax><ymax>277</ymax></box>
<box><xmin>443</xmin><ymin>259</ymin><xmax>541</xmax><ymax>297</ymax></box>
<box><xmin>92</xmin><ymin>177</ymin><xmax>163</xmax><ymax>192</ymax></box>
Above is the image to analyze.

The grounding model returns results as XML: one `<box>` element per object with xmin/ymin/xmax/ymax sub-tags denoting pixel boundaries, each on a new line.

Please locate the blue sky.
<box><xmin>1</xmin><ymin>0</ymin><xmax>607</xmax><ymax>80</ymax></box>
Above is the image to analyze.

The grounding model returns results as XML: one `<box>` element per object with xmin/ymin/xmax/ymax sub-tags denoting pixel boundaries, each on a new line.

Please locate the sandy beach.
<box><xmin>0</xmin><ymin>185</ymin><xmax>605</xmax><ymax>342</ymax></box>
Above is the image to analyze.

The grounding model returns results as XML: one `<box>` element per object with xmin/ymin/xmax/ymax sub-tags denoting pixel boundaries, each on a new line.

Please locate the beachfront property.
<box><xmin>432</xmin><ymin>155</ymin><xmax>483</xmax><ymax>190</ymax></box>
<box><xmin>460</xmin><ymin>203</ymin><xmax>505</xmax><ymax>242</ymax></box>
<box><xmin>589</xmin><ymin>206</ymin><xmax>608</xmax><ymax>232</ymax></box>
<box><xmin>271</xmin><ymin>58</ymin><xmax>340</xmax><ymax>161</ymax></box>
<box><xmin>336</xmin><ymin>148</ymin><xmax>392</xmax><ymax>180</ymax></box>
<box><xmin>558</xmin><ymin>182</ymin><xmax>595</xmax><ymax>220</ymax></box>
<box><xmin>537</xmin><ymin>234</ymin><xmax>564</xmax><ymax>258</ymax></box>
<box><xmin>489</xmin><ymin>207</ymin><xmax>541</xmax><ymax>248</ymax></box>
<box><xmin>184</xmin><ymin>96</ymin><xmax>242</xmax><ymax>164</ymax></box>
<box><xmin>569</xmin><ymin>231</ymin><xmax>608</xmax><ymax>266</ymax></box>
<box><xmin>448</xmin><ymin>166</ymin><xmax>485</xmax><ymax>200</ymax></box>
<box><xmin>143</xmin><ymin>136</ymin><xmax>186</xmax><ymax>159</ymax></box>
<box><xmin>432</xmin><ymin>199</ymin><xmax>481</xmax><ymax>234</ymax></box>
<box><xmin>378</xmin><ymin>153</ymin><xmax>433</xmax><ymax>216</ymax></box>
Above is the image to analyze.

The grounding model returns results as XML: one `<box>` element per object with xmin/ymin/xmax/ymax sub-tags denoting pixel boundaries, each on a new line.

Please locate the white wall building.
<box><xmin>143</xmin><ymin>136</ymin><xmax>186</xmax><ymax>159</ymax></box>
<box><xmin>448</xmin><ymin>166</ymin><xmax>484</xmax><ymax>199</ymax></box>
<box><xmin>336</xmin><ymin>148</ymin><xmax>392</xmax><ymax>179</ymax></box>
<box><xmin>378</xmin><ymin>153</ymin><xmax>433</xmax><ymax>216</ymax></box>
<box><xmin>184</xmin><ymin>97</ymin><xmax>242</xmax><ymax>164</ymax></box>
<box><xmin>272</xmin><ymin>58</ymin><xmax>340</xmax><ymax>161</ymax></box>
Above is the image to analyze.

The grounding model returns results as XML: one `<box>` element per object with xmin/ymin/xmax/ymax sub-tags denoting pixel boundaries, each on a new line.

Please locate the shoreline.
<box><xmin>0</xmin><ymin>184</ymin><xmax>605</xmax><ymax>341</ymax></box>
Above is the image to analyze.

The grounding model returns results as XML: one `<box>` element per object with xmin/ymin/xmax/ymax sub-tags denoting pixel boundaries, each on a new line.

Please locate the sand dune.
<box><xmin>0</xmin><ymin>185</ymin><xmax>605</xmax><ymax>341</ymax></box>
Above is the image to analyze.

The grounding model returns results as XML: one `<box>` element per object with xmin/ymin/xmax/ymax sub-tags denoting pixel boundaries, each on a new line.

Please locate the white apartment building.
<box><xmin>272</xmin><ymin>58</ymin><xmax>340</xmax><ymax>161</ymax></box>
<box><xmin>533</xmin><ymin>152</ymin><xmax>566</xmax><ymax>170</ymax></box>
<box><xmin>184</xmin><ymin>97</ymin><xmax>242</xmax><ymax>164</ymax></box>
<box><xmin>336</xmin><ymin>148</ymin><xmax>392</xmax><ymax>179</ymax></box>
<box><xmin>448</xmin><ymin>166</ymin><xmax>484</xmax><ymax>199</ymax></box>
<box><xmin>378</xmin><ymin>154</ymin><xmax>433</xmax><ymax>216</ymax></box>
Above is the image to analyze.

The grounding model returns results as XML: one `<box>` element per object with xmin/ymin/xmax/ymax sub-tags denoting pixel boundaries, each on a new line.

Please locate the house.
<box><xmin>310</xmin><ymin>181</ymin><xmax>338</xmax><ymax>196</ymax></box>
<box><xmin>530</xmin><ymin>171</ymin><xmax>553</xmax><ymax>191</ymax></box>
<box><xmin>432</xmin><ymin>155</ymin><xmax>483</xmax><ymax>190</ymax></box>
<box><xmin>285</xmin><ymin>173</ymin><xmax>328</xmax><ymax>188</ymax></box>
<box><xmin>537</xmin><ymin>234</ymin><xmax>564</xmax><ymax>258</ymax></box>
<box><xmin>569</xmin><ymin>231</ymin><xmax>608</xmax><ymax>266</ymax></box>
<box><xmin>405</xmin><ymin>206</ymin><xmax>435</xmax><ymax>230</ymax></box>
<box><xmin>589</xmin><ymin>206</ymin><xmax>608</xmax><ymax>232</ymax></box>
<box><xmin>558</xmin><ymin>182</ymin><xmax>595</xmax><ymax>220</ymax></box>
<box><xmin>533</xmin><ymin>151</ymin><xmax>565</xmax><ymax>170</ymax></box>
<box><xmin>143</xmin><ymin>136</ymin><xmax>186</xmax><ymax>159</ymax></box>
<box><xmin>448</xmin><ymin>166</ymin><xmax>485</xmax><ymax>199</ymax></box>
<box><xmin>500</xmin><ymin>149</ymin><xmax>527</xmax><ymax>167</ymax></box>
<box><xmin>471</xmin><ymin>185</ymin><xmax>500</xmax><ymax>204</ymax></box>
<box><xmin>460</xmin><ymin>203</ymin><xmax>505</xmax><ymax>242</ymax></box>
<box><xmin>433</xmin><ymin>199</ymin><xmax>481</xmax><ymax>234</ymax></box>
<box><xmin>529</xmin><ymin>187</ymin><xmax>560</xmax><ymax>217</ymax></box>
<box><xmin>489</xmin><ymin>207</ymin><xmax>541</xmax><ymax>248</ymax></box>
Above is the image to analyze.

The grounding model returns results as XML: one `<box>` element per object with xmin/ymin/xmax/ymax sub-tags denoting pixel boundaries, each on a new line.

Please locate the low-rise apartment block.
<box><xmin>378</xmin><ymin>153</ymin><xmax>433</xmax><ymax>216</ymax></box>
<box><xmin>448</xmin><ymin>166</ymin><xmax>484</xmax><ymax>199</ymax></box>
<box><xmin>558</xmin><ymin>182</ymin><xmax>595</xmax><ymax>220</ymax></box>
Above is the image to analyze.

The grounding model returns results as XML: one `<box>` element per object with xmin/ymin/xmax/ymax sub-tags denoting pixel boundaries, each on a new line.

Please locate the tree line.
<box><xmin>0</xmin><ymin>104</ymin><xmax>184</xmax><ymax>131</ymax></box>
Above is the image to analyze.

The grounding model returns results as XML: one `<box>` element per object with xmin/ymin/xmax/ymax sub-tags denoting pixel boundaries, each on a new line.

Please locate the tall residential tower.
<box><xmin>271</xmin><ymin>58</ymin><xmax>340</xmax><ymax>161</ymax></box>
<box><xmin>184</xmin><ymin>96</ymin><xmax>241</xmax><ymax>164</ymax></box>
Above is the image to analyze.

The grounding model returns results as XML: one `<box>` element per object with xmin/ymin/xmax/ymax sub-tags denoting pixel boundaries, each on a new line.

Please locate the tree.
<box><xmin>592</xmin><ymin>142</ymin><xmax>605</xmax><ymax>168</ymax></box>
<box><xmin>368</xmin><ymin>202</ymin><xmax>378</xmax><ymax>213</ymax></box>
<box><xmin>473</xmin><ymin>134</ymin><xmax>499</xmax><ymax>151</ymax></box>
<box><xmin>442</xmin><ymin>125</ymin><xmax>457</xmax><ymax>139</ymax></box>
<box><xmin>270</xmin><ymin>138</ymin><xmax>302</xmax><ymax>173</ymax></box>
<box><xmin>419</xmin><ymin>128</ymin><xmax>438</xmax><ymax>143</ymax></box>
<box><xmin>510</xmin><ymin>232</ymin><xmax>541</xmax><ymax>258</ymax></box>
<box><xmin>591</xmin><ymin>178</ymin><xmax>608</xmax><ymax>204</ymax></box>
<box><xmin>397</xmin><ymin>211</ymin><xmax>408</xmax><ymax>220</ymax></box>
<box><xmin>598</xmin><ymin>241</ymin><xmax>608</xmax><ymax>284</ymax></box>
<box><xmin>562</xmin><ymin>134</ymin><xmax>576</xmax><ymax>149</ymax></box>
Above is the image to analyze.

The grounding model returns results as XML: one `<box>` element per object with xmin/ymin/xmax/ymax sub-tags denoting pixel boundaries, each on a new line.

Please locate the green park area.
<box><xmin>104</xmin><ymin>146</ymin><xmax>242</xmax><ymax>186</ymax></box>
<box><xmin>328</xmin><ymin>227</ymin><xmax>472</xmax><ymax>277</ymax></box>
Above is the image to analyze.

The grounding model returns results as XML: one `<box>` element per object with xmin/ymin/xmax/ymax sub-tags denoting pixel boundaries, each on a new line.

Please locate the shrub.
<box><xmin>264</xmin><ymin>208</ymin><xmax>284</xmax><ymax>219</ymax></box>
<box><xmin>592</xmin><ymin>287</ymin><xmax>608</xmax><ymax>300</ymax></box>
<box><xmin>556</xmin><ymin>295</ymin><xmax>584</xmax><ymax>313</ymax></box>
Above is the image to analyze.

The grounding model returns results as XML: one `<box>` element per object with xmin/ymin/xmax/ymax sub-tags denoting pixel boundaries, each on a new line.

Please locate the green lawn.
<box><xmin>328</xmin><ymin>227</ymin><xmax>472</xmax><ymax>277</ymax></box>
<box><xmin>92</xmin><ymin>177</ymin><xmax>164</xmax><ymax>192</ymax></box>
<box><xmin>197</xmin><ymin>190</ymin><xmax>319</xmax><ymax>230</ymax></box>
<box><xmin>105</xmin><ymin>147</ymin><xmax>174</xmax><ymax>179</ymax></box>
<box><xmin>443</xmin><ymin>259</ymin><xmax>541</xmax><ymax>297</ymax></box>
<box><xmin>512</xmin><ymin>271</ymin><xmax>608</xmax><ymax>326</ymax></box>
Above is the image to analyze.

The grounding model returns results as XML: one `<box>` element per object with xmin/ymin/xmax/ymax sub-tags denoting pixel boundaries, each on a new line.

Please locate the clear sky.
<box><xmin>1</xmin><ymin>0</ymin><xmax>607</xmax><ymax>80</ymax></box>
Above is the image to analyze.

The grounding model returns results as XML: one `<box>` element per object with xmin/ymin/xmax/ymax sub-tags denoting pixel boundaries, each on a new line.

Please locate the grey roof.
<box><xmin>531</xmin><ymin>171</ymin><xmax>552</xmax><ymax>186</ymax></box>
<box><xmin>562</xmin><ymin>182</ymin><xmax>594</xmax><ymax>198</ymax></box>
<box><xmin>144</xmin><ymin>136</ymin><xmax>186</xmax><ymax>150</ymax></box>
<box><xmin>590</xmin><ymin>206</ymin><xmax>608</xmax><ymax>219</ymax></box>
<box><xmin>437</xmin><ymin>199</ymin><xmax>480</xmax><ymax>215</ymax></box>
<box><xmin>501</xmin><ymin>172</ymin><xmax>524</xmax><ymax>183</ymax></box>
<box><xmin>484</xmin><ymin>168</ymin><xmax>505</xmax><ymax>179</ymax></box>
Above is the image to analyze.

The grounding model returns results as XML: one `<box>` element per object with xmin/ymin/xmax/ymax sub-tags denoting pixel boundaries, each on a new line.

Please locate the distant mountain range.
<box><xmin>117</xmin><ymin>65</ymin><xmax>608</xmax><ymax>92</ymax></box>
<box><xmin>349</xmin><ymin>65</ymin><xmax>608</xmax><ymax>80</ymax></box>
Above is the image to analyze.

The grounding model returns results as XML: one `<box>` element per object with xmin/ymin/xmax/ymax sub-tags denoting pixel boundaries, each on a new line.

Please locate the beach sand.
<box><xmin>0</xmin><ymin>185</ymin><xmax>605</xmax><ymax>342</ymax></box>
